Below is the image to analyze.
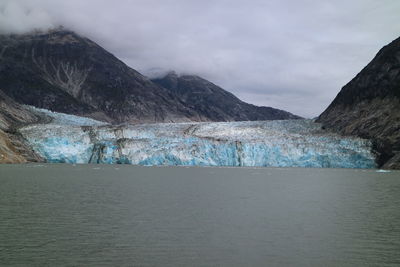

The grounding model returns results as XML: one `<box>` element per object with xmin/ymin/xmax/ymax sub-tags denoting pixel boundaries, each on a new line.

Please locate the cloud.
<box><xmin>0</xmin><ymin>0</ymin><xmax>399</xmax><ymax>117</ymax></box>
<box><xmin>0</xmin><ymin>0</ymin><xmax>53</xmax><ymax>34</ymax></box>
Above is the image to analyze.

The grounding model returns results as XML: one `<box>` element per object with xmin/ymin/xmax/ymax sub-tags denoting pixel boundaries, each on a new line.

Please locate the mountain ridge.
<box><xmin>152</xmin><ymin>71</ymin><xmax>301</xmax><ymax>121</ymax></box>
<box><xmin>0</xmin><ymin>28</ymin><xmax>300</xmax><ymax>124</ymax></box>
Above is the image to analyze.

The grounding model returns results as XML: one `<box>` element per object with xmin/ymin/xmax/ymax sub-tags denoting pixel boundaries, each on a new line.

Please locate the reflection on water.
<box><xmin>0</xmin><ymin>164</ymin><xmax>399</xmax><ymax>266</ymax></box>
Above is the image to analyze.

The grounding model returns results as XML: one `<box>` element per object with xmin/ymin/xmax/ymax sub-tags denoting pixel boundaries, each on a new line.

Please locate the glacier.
<box><xmin>25</xmin><ymin>105</ymin><xmax>108</xmax><ymax>126</ymax></box>
<box><xmin>18</xmin><ymin>109</ymin><xmax>377</xmax><ymax>168</ymax></box>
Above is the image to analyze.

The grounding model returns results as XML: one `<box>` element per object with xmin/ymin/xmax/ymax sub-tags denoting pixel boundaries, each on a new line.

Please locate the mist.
<box><xmin>1</xmin><ymin>0</ymin><xmax>399</xmax><ymax>117</ymax></box>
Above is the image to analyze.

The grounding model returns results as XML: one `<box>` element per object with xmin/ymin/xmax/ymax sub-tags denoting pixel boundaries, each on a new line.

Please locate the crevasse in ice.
<box><xmin>19</xmin><ymin>109</ymin><xmax>377</xmax><ymax>168</ymax></box>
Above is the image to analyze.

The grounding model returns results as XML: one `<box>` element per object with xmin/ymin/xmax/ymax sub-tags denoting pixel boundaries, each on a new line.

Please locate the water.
<box><xmin>1</xmin><ymin>164</ymin><xmax>399</xmax><ymax>266</ymax></box>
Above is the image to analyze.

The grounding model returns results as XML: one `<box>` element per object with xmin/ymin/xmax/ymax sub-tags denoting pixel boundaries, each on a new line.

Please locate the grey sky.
<box><xmin>0</xmin><ymin>0</ymin><xmax>399</xmax><ymax>117</ymax></box>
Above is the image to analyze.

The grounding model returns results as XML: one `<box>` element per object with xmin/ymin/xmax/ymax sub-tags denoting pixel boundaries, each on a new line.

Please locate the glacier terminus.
<box><xmin>18</xmin><ymin>107</ymin><xmax>377</xmax><ymax>168</ymax></box>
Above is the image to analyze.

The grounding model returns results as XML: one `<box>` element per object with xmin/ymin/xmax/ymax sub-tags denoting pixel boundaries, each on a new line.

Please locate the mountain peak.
<box><xmin>45</xmin><ymin>29</ymin><xmax>82</xmax><ymax>44</ymax></box>
<box><xmin>153</xmin><ymin>71</ymin><xmax>301</xmax><ymax>121</ymax></box>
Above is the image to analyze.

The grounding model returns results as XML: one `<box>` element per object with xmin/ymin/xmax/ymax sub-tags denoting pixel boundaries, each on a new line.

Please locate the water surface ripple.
<box><xmin>0</xmin><ymin>164</ymin><xmax>399</xmax><ymax>266</ymax></box>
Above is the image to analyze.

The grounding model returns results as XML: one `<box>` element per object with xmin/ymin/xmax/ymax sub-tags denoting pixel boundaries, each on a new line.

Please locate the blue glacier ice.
<box><xmin>25</xmin><ymin>105</ymin><xmax>108</xmax><ymax>126</ymax></box>
<box><xmin>19</xmin><ymin>110</ymin><xmax>377</xmax><ymax>168</ymax></box>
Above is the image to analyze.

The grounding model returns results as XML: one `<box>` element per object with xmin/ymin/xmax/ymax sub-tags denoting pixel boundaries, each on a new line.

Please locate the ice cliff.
<box><xmin>19</xmin><ymin>109</ymin><xmax>376</xmax><ymax>168</ymax></box>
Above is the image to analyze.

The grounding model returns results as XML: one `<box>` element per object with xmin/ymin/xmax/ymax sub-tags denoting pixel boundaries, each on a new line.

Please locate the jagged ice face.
<box><xmin>19</xmin><ymin>107</ymin><xmax>376</xmax><ymax>168</ymax></box>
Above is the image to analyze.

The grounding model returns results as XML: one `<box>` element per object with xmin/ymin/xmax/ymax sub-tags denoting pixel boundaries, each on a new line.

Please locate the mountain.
<box><xmin>0</xmin><ymin>28</ymin><xmax>299</xmax><ymax>123</ymax></box>
<box><xmin>317</xmin><ymin>37</ymin><xmax>400</xmax><ymax>169</ymax></box>
<box><xmin>0</xmin><ymin>29</ymin><xmax>205</xmax><ymax>123</ymax></box>
<box><xmin>152</xmin><ymin>72</ymin><xmax>301</xmax><ymax>121</ymax></box>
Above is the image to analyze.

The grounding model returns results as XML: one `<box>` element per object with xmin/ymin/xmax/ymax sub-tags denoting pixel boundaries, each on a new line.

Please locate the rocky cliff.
<box><xmin>317</xmin><ymin>37</ymin><xmax>400</xmax><ymax>169</ymax></box>
<box><xmin>0</xmin><ymin>90</ymin><xmax>43</xmax><ymax>163</ymax></box>
<box><xmin>0</xmin><ymin>28</ymin><xmax>299</xmax><ymax>124</ymax></box>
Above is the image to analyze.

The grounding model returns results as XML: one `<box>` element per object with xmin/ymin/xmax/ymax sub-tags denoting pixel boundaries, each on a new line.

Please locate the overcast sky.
<box><xmin>0</xmin><ymin>0</ymin><xmax>399</xmax><ymax>117</ymax></box>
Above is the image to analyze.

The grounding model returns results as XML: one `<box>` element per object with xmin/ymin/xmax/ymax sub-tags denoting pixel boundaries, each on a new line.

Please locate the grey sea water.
<box><xmin>0</xmin><ymin>164</ymin><xmax>399</xmax><ymax>266</ymax></box>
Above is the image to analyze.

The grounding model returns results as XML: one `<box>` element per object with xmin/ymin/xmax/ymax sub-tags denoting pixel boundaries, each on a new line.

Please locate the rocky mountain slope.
<box><xmin>0</xmin><ymin>28</ymin><xmax>299</xmax><ymax>124</ymax></box>
<box><xmin>0</xmin><ymin>29</ymin><xmax>201</xmax><ymax>123</ymax></box>
<box><xmin>152</xmin><ymin>72</ymin><xmax>300</xmax><ymax>121</ymax></box>
<box><xmin>317</xmin><ymin>37</ymin><xmax>400</xmax><ymax>169</ymax></box>
<box><xmin>0</xmin><ymin>90</ymin><xmax>43</xmax><ymax>163</ymax></box>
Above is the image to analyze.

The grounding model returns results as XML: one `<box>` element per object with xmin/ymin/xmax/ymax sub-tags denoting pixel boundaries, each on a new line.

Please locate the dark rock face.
<box><xmin>152</xmin><ymin>72</ymin><xmax>301</xmax><ymax>121</ymax></box>
<box><xmin>0</xmin><ymin>29</ymin><xmax>300</xmax><ymax>124</ymax></box>
<box><xmin>317</xmin><ymin>37</ymin><xmax>400</xmax><ymax>169</ymax></box>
